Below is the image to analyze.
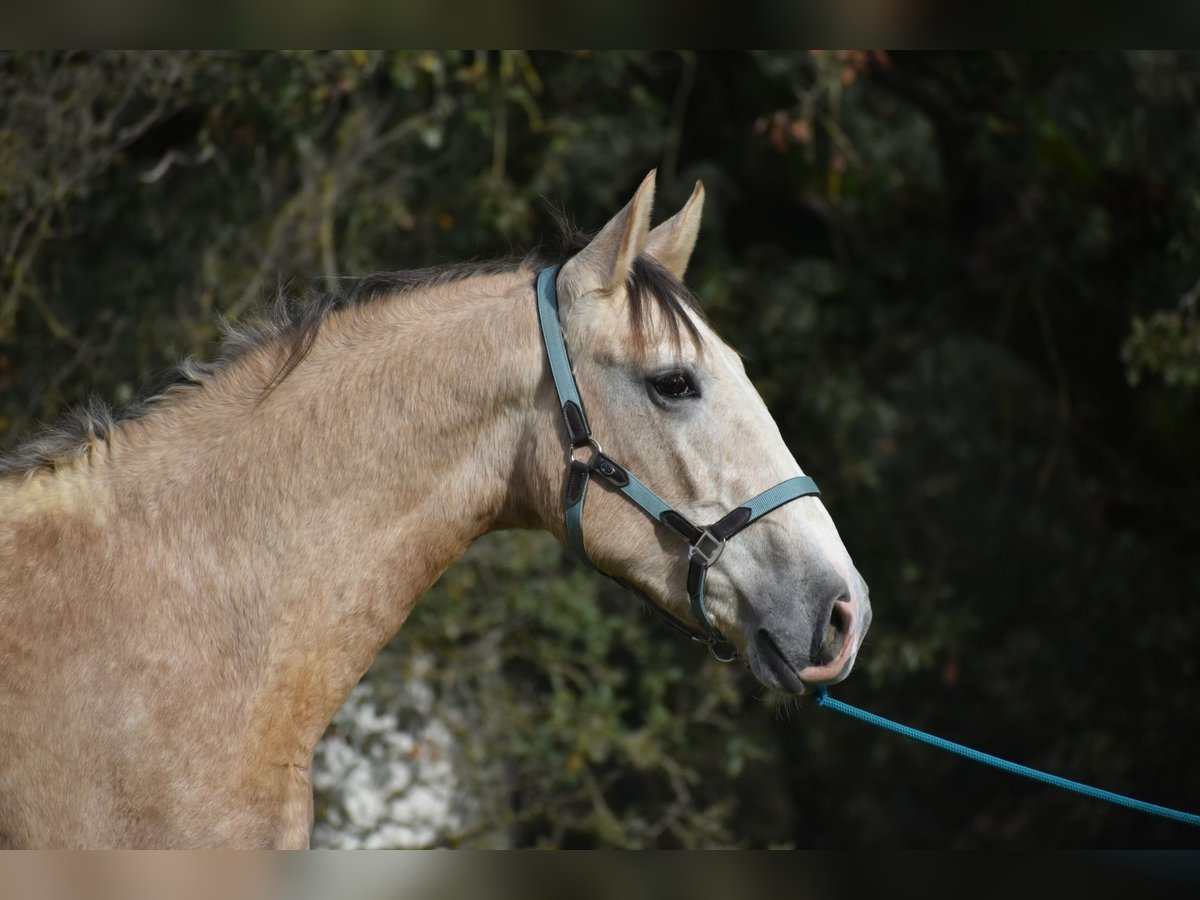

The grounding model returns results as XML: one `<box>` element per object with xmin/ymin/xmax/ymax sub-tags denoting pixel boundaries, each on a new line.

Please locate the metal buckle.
<box><xmin>569</xmin><ymin>437</ymin><xmax>603</xmax><ymax>466</ymax></box>
<box><xmin>688</xmin><ymin>529</ymin><xmax>725</xmax><ymax>566</ymax></box>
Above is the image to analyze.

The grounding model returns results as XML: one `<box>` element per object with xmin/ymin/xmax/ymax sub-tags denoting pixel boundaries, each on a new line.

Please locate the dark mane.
<box><xmin>1</xmin><ymin>236</ymin><xmax>706</xmax><ymax>478</ymax></box>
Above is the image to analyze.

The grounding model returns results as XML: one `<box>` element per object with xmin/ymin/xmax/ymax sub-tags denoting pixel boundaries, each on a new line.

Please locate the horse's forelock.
<box><xmin>624</xmin><ymin>255</ymin><xmax>706</xmax><ymax>360</ymax></box>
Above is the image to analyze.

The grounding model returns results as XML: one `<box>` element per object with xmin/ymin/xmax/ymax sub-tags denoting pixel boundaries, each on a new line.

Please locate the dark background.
<box><xmin>2</xmin><ymin>51</ymin><xmax>1198</xmax><ymax>847</ymax></box>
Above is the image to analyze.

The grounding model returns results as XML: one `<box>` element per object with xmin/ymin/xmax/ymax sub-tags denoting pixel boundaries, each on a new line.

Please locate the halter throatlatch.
<box><xmin>535</xmin><ymin>265</ymin><xmax>821</xmax><ymax>661</ymax></box>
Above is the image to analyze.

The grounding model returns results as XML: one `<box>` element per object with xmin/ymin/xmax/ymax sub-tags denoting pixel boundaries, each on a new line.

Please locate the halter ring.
<box><xmin>569</xmin><ymin>437</ymin><xmax>603</xmax><ymax>466</ymax></box>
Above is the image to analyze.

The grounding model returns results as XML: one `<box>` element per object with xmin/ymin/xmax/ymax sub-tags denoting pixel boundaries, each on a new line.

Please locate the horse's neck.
<box><xmin>92</xmin><ymin>269</ymin><xmax>554</xmax><ymax>758</ymax></box>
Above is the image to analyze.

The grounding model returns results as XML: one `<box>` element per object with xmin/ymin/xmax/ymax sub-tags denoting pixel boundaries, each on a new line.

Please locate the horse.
<box><xmin>0</xmin><ymin>171</ymin><xmax>871</xmax><ymax>848</ymax></box>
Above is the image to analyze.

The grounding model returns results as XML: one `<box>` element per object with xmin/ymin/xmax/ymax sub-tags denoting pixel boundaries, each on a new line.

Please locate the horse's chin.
<box><xmin>744</xmin><ymin>632</ymin><xmax>810</xmax><ymax>695</ymax></box>
<box><xmin>743</xmin><ymin>625</ymin><xmax>861</xmax><ymax>695</ymax></box>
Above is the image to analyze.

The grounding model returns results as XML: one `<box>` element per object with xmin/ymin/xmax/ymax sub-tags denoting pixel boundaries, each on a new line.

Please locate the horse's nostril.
<box><xmin>819</xmin><ymin>597</ymin><xmax>851</xmax><ymax>665</ymax></box>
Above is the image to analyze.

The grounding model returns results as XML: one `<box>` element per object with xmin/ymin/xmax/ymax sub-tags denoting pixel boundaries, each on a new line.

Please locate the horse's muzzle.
<box><xmin>746</xmin><ymin>576</ymin><xmax>869</xmax><ymax>694</ymax></box>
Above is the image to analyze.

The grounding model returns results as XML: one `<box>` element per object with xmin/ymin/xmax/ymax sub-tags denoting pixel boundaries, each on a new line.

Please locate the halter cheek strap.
<box><xmin>535</xmin><ymin>265</ymin><xmax>821</xmax><ymax>661</ymax></box>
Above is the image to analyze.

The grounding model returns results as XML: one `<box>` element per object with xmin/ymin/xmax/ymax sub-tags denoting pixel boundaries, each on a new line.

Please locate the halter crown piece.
<box><xmin>535</xmin><ymin>265</ymin><xmax>821</xmax><ymax>661</ymax></box>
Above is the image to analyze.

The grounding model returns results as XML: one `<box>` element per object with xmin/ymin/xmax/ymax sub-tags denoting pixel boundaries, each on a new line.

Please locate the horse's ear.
<box><xmin>560</xmin><ymin>170</ymin><xmax>656</xmax><ymax>299</ymax></box>
<box><xmin>643</xmin><ymin>179</ymin><xmax>704</xmax><ymax>280</ymax></box>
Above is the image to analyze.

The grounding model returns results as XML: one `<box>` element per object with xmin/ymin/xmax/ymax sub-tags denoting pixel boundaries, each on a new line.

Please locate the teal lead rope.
<box><xmin>813</xmin><ymin>687</ymin><xmax>1200</xmax><ymax>828</ymax></box>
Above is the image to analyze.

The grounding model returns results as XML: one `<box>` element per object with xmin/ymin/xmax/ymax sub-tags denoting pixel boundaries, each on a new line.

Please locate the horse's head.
<box><xmin>542</xmin><ymin>171</ymin><xmax>870</xmax><ymax>694</ymax></box>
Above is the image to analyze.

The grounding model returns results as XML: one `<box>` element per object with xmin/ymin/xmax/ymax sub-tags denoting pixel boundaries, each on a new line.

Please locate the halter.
<box><xmin>535</xmin><ymin>265</ymin><xmax>822</xmax><ymax>661</ymax></box>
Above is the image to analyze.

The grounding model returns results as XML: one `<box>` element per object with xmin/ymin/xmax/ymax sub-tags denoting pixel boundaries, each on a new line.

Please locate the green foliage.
<box><xmin>3</xmin><ymin>51</ymin><xmax>1199</xmax><ymax>848</ymax></box>
<box><xmin>1123</xmin><ymin>305</ymin><xmax>1200</xmax><ymax>389</ymax></box>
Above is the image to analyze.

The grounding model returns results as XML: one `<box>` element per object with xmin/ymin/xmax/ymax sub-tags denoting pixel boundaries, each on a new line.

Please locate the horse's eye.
<box><xmin>651</xmin><ymin>371</ymin><xmax>699</xmax><ymax>399</ymax></box>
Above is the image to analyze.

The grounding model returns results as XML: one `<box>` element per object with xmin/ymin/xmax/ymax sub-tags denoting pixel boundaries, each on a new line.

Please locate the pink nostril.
<box><xmin>799</xmin><ymin>598</ymin><xmax>857</xmax><ymax>685</ymax></box>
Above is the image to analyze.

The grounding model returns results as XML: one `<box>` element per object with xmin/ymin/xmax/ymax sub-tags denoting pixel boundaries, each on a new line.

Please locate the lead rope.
<box><xmin>813</xmin><ymin>686</ymin><xmax>1200</xmax><ymax>828</ymax></box>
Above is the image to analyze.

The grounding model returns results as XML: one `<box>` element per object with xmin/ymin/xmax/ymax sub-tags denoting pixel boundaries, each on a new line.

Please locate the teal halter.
<box><xmin>535</xmin><ymin>265</ymin><xmax>821</xmax><ymax>661</ymax></box>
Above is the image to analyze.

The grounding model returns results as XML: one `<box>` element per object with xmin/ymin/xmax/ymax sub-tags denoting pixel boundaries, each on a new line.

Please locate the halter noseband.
<box><xmin>535</xmin><ymin>265</ymin><xmax>821</xmax><ymax>662</ymax></box>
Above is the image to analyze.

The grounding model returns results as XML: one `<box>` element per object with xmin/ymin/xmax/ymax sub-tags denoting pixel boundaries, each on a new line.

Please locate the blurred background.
<box><xmin>1</xmin><ymin>51</ymin><xmax>1198</xmax><ymax>848</ymax></box>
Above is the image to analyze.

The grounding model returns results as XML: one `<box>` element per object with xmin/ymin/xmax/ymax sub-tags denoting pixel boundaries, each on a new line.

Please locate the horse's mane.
<box><xmin>0</xmin><ymin>229</ymin><xmax>704</xmax><ymax>479</ymax></box>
